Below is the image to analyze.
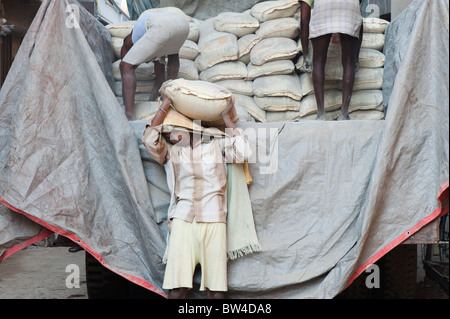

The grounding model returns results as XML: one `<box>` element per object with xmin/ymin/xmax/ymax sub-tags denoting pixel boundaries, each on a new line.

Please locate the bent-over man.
<box><xmin>120</xmin><ymin>12</ymin><xmax>189</xmax><ymax>120</ymax></box>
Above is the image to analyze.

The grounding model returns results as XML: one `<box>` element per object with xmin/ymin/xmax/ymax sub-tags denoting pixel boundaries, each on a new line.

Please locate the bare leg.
<box><xmin>168</xmin><ymin>288</ymin><xmax>188</xmax><ymax>299</ymax></box>
<box><xmin>311</xmin><ymin>34</ymin><xmax>332</xmax><ymax>120</ymax></box>
<box><xmin>206</xmin><ymin>288</ymin><xmax>225</xmax><ymax>299</ymax></box>
<box><xmin>355</xmin><ymin>24</ymin><xmax>364</xmax><ymax>72</ymax></box>
<box><xmin>339</xmin><ymin>33</ymin><xmax>359</xmax><ymax>120</ymax></box>
<box><xmin>150</xmin><ymin>60</ymin><xmax>166</xmax><ymax>101</ymax></box>
<box><xmin>167</xmin><ymin>53</ymin><xmax>181</xmax><ymax>80</ymax></box>
<box><xmin>300</xmin><ymin>2</ymin><xmax>312</xmax><ymax>72</ymax></box>
<box><xmin>120</xmin><ymin>61</ymin><xmax>138</xmax><ymax>121</ymax></box>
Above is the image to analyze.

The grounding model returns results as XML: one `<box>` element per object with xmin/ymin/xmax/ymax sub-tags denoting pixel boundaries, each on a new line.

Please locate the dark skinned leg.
<box><xmin>355</xmin><ymin>24</ymin><xmax>363</xmax><ymax>72</ymax></box>
<box><xmin>300</xmin><ymin>2</ymin><xmax>312</xmax><ymax>72</ymax></box>
<box><xmin>168</xmin><ymin>288</ymin><xmax>188</xmax><ymax>299</ymax></box>
<box><xmin>206</xmin><ymin>288</ymin><xmax>225</xmax><ymax>299</ymax></box>
<box><xmin>311</xmin><ymin>34</ymin><xmax>332</xmax><ymax>120</ymax></box>
<box><xmin>339</xmin><ymin>33</ymin><xmax>359</xmax><ymax>120</ymax></box>
<box><xmin>119</xmin><ymin>60</ymin><xmax>138</xmax><ymax>121</ymax></box>
<box><xmin>150</xmin><ymin>59</ymin><xmax>166</xmax><ymax>101</ymax></box>
<box><xmin>167</xmin><ymin>53</ymin><xmax>181</xmax><ymax>80</ymax></box>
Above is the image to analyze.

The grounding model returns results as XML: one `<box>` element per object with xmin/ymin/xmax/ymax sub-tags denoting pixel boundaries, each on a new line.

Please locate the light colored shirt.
<box><xmin>132</xmin><ymin>13</ymin><xmax>151</xmax><ymax>44</ymax></box>
<box><xmin>301</xmin><ymin>0</ymin><xmax>314</xmax><ymax>7</ymax></box>
<box><xmin>142</xmin><ymin>124</ymin><xmax>252</xmax><ymax>224</ymax></box>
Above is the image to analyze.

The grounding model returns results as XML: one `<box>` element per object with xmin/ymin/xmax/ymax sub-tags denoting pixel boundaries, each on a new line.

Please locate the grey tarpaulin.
<box><xmin>127</xmin><ymin>0</ymin><xmax>160</xmax><ymax>20</ymax></box>
<box><xmin>160</xmin><ymin>0</ymin><xmax>268</xmax><ymax>20</ymax></box>
<box><xmin>0</xmin><ymin>0</ymin><xmax>448</xmax><ymax>299</ymax></box>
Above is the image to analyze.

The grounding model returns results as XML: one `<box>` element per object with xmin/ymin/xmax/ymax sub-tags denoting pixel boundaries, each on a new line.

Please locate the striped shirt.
<box><xmin>143</xmin><ymin>124</ymin><xmax>252</xmax><ymax>224</ymax></box>
<box><xmin>309</xmin><ymin>0</ymin><xmax>363</xmax><ymax>39</ymax></box>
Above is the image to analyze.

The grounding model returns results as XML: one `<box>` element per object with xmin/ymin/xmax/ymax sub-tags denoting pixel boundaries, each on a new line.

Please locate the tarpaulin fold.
<box><xmin>0</xmin><ymin>0</ymin><xmax>448</xmax><ymax>298</ymax></box>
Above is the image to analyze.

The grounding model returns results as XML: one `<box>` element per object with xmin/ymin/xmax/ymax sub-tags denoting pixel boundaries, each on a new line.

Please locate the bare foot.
<box><xmin>337</xmin><ymin>113</ymin><xmax>351</xmax><ymax>121</ymax></box>
<box><xmin>126</xmin><ymin>111</ymin><xmax>136</xmax><ymax>121</ymax></box>
<box><xmin>316</xmin><ymin>112</ymin><xmax>326</xmax><ymax>121</ymax></box>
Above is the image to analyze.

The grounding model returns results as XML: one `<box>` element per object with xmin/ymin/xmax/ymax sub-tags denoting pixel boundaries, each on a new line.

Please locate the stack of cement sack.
<box><xmin>105</xmin><ymin>0</ymin><xmax>389</xmax><ymax>122</ymax></box>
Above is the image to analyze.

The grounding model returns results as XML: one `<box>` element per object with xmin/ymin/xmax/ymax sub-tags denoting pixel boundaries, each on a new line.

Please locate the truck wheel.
<box><xmin>85</xmin><ymin>252</ymin><xmax>129</xmax><ymax>299</ymax></box>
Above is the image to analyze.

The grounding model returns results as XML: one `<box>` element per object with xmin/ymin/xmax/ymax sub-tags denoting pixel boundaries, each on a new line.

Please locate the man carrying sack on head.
<box><xmin>120</xmin><ymin>11</ymin><xmax>189</xmax><ymax>120</ymax></box>
<box><xmin>142</xmin><ymin>84</ymin><xmax>254</xmax><ymax>299</ymax></box>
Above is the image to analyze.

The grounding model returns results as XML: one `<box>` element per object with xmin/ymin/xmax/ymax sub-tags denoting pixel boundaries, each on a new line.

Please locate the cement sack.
<box><xmin>139</xmin><ymin>7</ymin><xmax>189</xmax><ymax>20</ymax></box>
<box><xmin>238</xmin><ymin>34</ymin><xmax>262</xmax><ymax>61</ymax></box>
<box><xmin>300</xmin><ymin>109</ymin><xmax>341</xmax><ymax>121</ymax></box>
<box><xmin>361</xmin><ymin>33</ymin><xmax>385</xmax><ymax>51</ymax></box>
<box><xmin>265</xmin><ymin>109</ymin><xmax>300</xmax><ymax>122</ymax></box>
<box><xmin>251</xmin><ymin>0</ymin><xmax>299</xmax><ymax>22</ymax></box>
<box><xmin>255</xmin><ymin>17</ymin><xmax>299</xmax><ymax>40</ymax></box>
<box><xmin>163</xmin><ymin>79</ymin><xmax>236</xmax><ymax>123</ymax></box>
<box><xmin>299</xmin><ymin>72</ymin><xmax>340</xmax><ymax>97</ymax></box>
<box><xmin>347</xmin><ymin>90</ymin><xmax>384</xmax><ymax>113</ymax></box>
<box><xmin>252</xmin><ymin>74</ymin><xmax>302</xmax><ymax>101</ymax></box>
<box><xmin>254</xmin><ymin>96</ymin><xmax>300</xmax><ymax>112</ymax></box>
<box><xmin>358</xmin><ymin>48</ymin><xmax>385</xmax><ymax>68</ymax></box>
<box><xmin>234</xmin><ymin>104</ymin><xmax>255</xmax><ymax>122</ymax></box>
<box><xmin>187</xmin><ymin>19</ymin><xmax>200</xmax><ymax>43</ymax></box>
<box><xmin>213</xmin><ymin>12</ymin><xmax>260</xmax><ymax>38</ymax></box>
<box><xmin>247</xmin><ymin>60</ymin><xmax>295</xmax><ymax>80</ymax></box>
<box><xmin>199</xmin><ymin>61</ymin><xmax>247</xmax><ymax>82</ymax></box>
<box><xmin>349</xmin><ymin>110</ymin><xmax>385</xmax><ymax>120</ymax></box>
<box><xmin>179</xmin><ymin>40</ymin><xmax>200</xmax><ymax>60</ymax></box>
<box><xmin>233</xmin><ymin>94</ymin><xmax>267</xmax><ymax>122</ymax></box>
<box><xmin>351</xmin><ymin>68</ymin><xmax>384</xmax><ymax>91</ymax></box>
<box><xmin>106</xmin><ymin>21</ymin><xmax>136</xmax><ymax>39</ymax></box>
<box><xmin>299</xmin><ymin>89</ymin><xmax>342</xmax><ymax>117</ymax></box>
<box><xmin>179</xmin><ymin>58</ymin><xmax>199</xmax><ymax>81</ymax></box>
<box><xmin>134</xmin><ymin>101</ymin><xmax>160</xmax><ymax>121</ymax></box>
<box><xmin>214</xmin><ymin>80</ymin><xmax>254</xmax><ymax>96</ymax></box>
<box><xmin>195</xmin><ymin>20</ymin><xmax>239</xmax><ymax>71</ymax></box>
<box><xmin>250</xmin><ymin>37</ymin><xmax>298</xmax><ymax>66</ymax></box>
<box><xmin>363</xmin><ymin>17</ymin><xmax>390</xmax><ymax>34</ymax></box>
<box><xmin>114</xmin><ymin>80</ymin><xmax>155</xmax><ymax>96</ymax></box>
<box><xmin>112</xmin><ymin>60</ymin><xmax>155</xmax><ymax>81</ymax></box>
<box><xmin>111</xmin><ymin>37</ymin><xmax>124</xmax><ymax>61</ymax></box>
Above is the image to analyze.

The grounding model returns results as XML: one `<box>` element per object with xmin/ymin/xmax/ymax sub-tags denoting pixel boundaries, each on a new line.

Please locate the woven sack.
<box><xmin>252</xmin><ymin>74</ymin><xmax>302</xmax><ymax>101</ymax></box>
<box><xmin>195</xmin><ymin>21</ymin><xmax>239</xmax><ymax>71</ymax></box>
<box><xmin>199</xmin><ymin>61</ymin><xmax>247</xmax><ymax>83</ymax></box>
<box><xmin>106</xmin><ymin>21</ymin><xmax>136</xmax><ymax>39</ymax></box>
<box><xmin>214</xmin><ymin>12</ymin><xmax>260</xmax><ymax>38</ymax></box>
<box><xmin>163</xmin><ymin>79</ymin><xmax>237</xmax><ymax>124</ymax></box>
<box><xmin>250</xmin><ymin>37</ymin><xmax>298</xmax><ymax>66</ymax></box>
<box><xmin>251</xmin><ymin>0</ymin><xmax>299</xmax><ymax>22</ymax></box>
<box><xmin>247</xmin><ymin>60</ymin><xmax>295</xmax><ymax>80</ymax></box>
<box><xmin>179</xmin><ymin>40</ymin><xmax>200</xmax><ymax>60</ymax></box>
<box><xmin>363</xmin><ymin>17</ymin><xmax>390</xmax><ymax>34</ymax></box>
<box><xmin>254</xmin><ymin>96</ymin><xmax>300</xmax><ymax>111</ymax></box>
<box><xmin>255</xmin><ymin>17</ymin><xmax>299</xmax><ymax>40</ymax></box>
<box><xmin>233</xmin><ymin>94</ymin><xmax>267</xmax><ymax>122</ymax></box>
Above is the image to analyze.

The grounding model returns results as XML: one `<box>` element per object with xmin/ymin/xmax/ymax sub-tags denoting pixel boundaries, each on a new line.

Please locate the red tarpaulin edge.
<box><xmin>0</xmin><ymin>197</ymin><xmax>167</xmax><ymax>299</ymax></box>
<box><xmin>344</xmin><ymin>179</ymin><xmax>450</xmax><ymax>290</ymax></box>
